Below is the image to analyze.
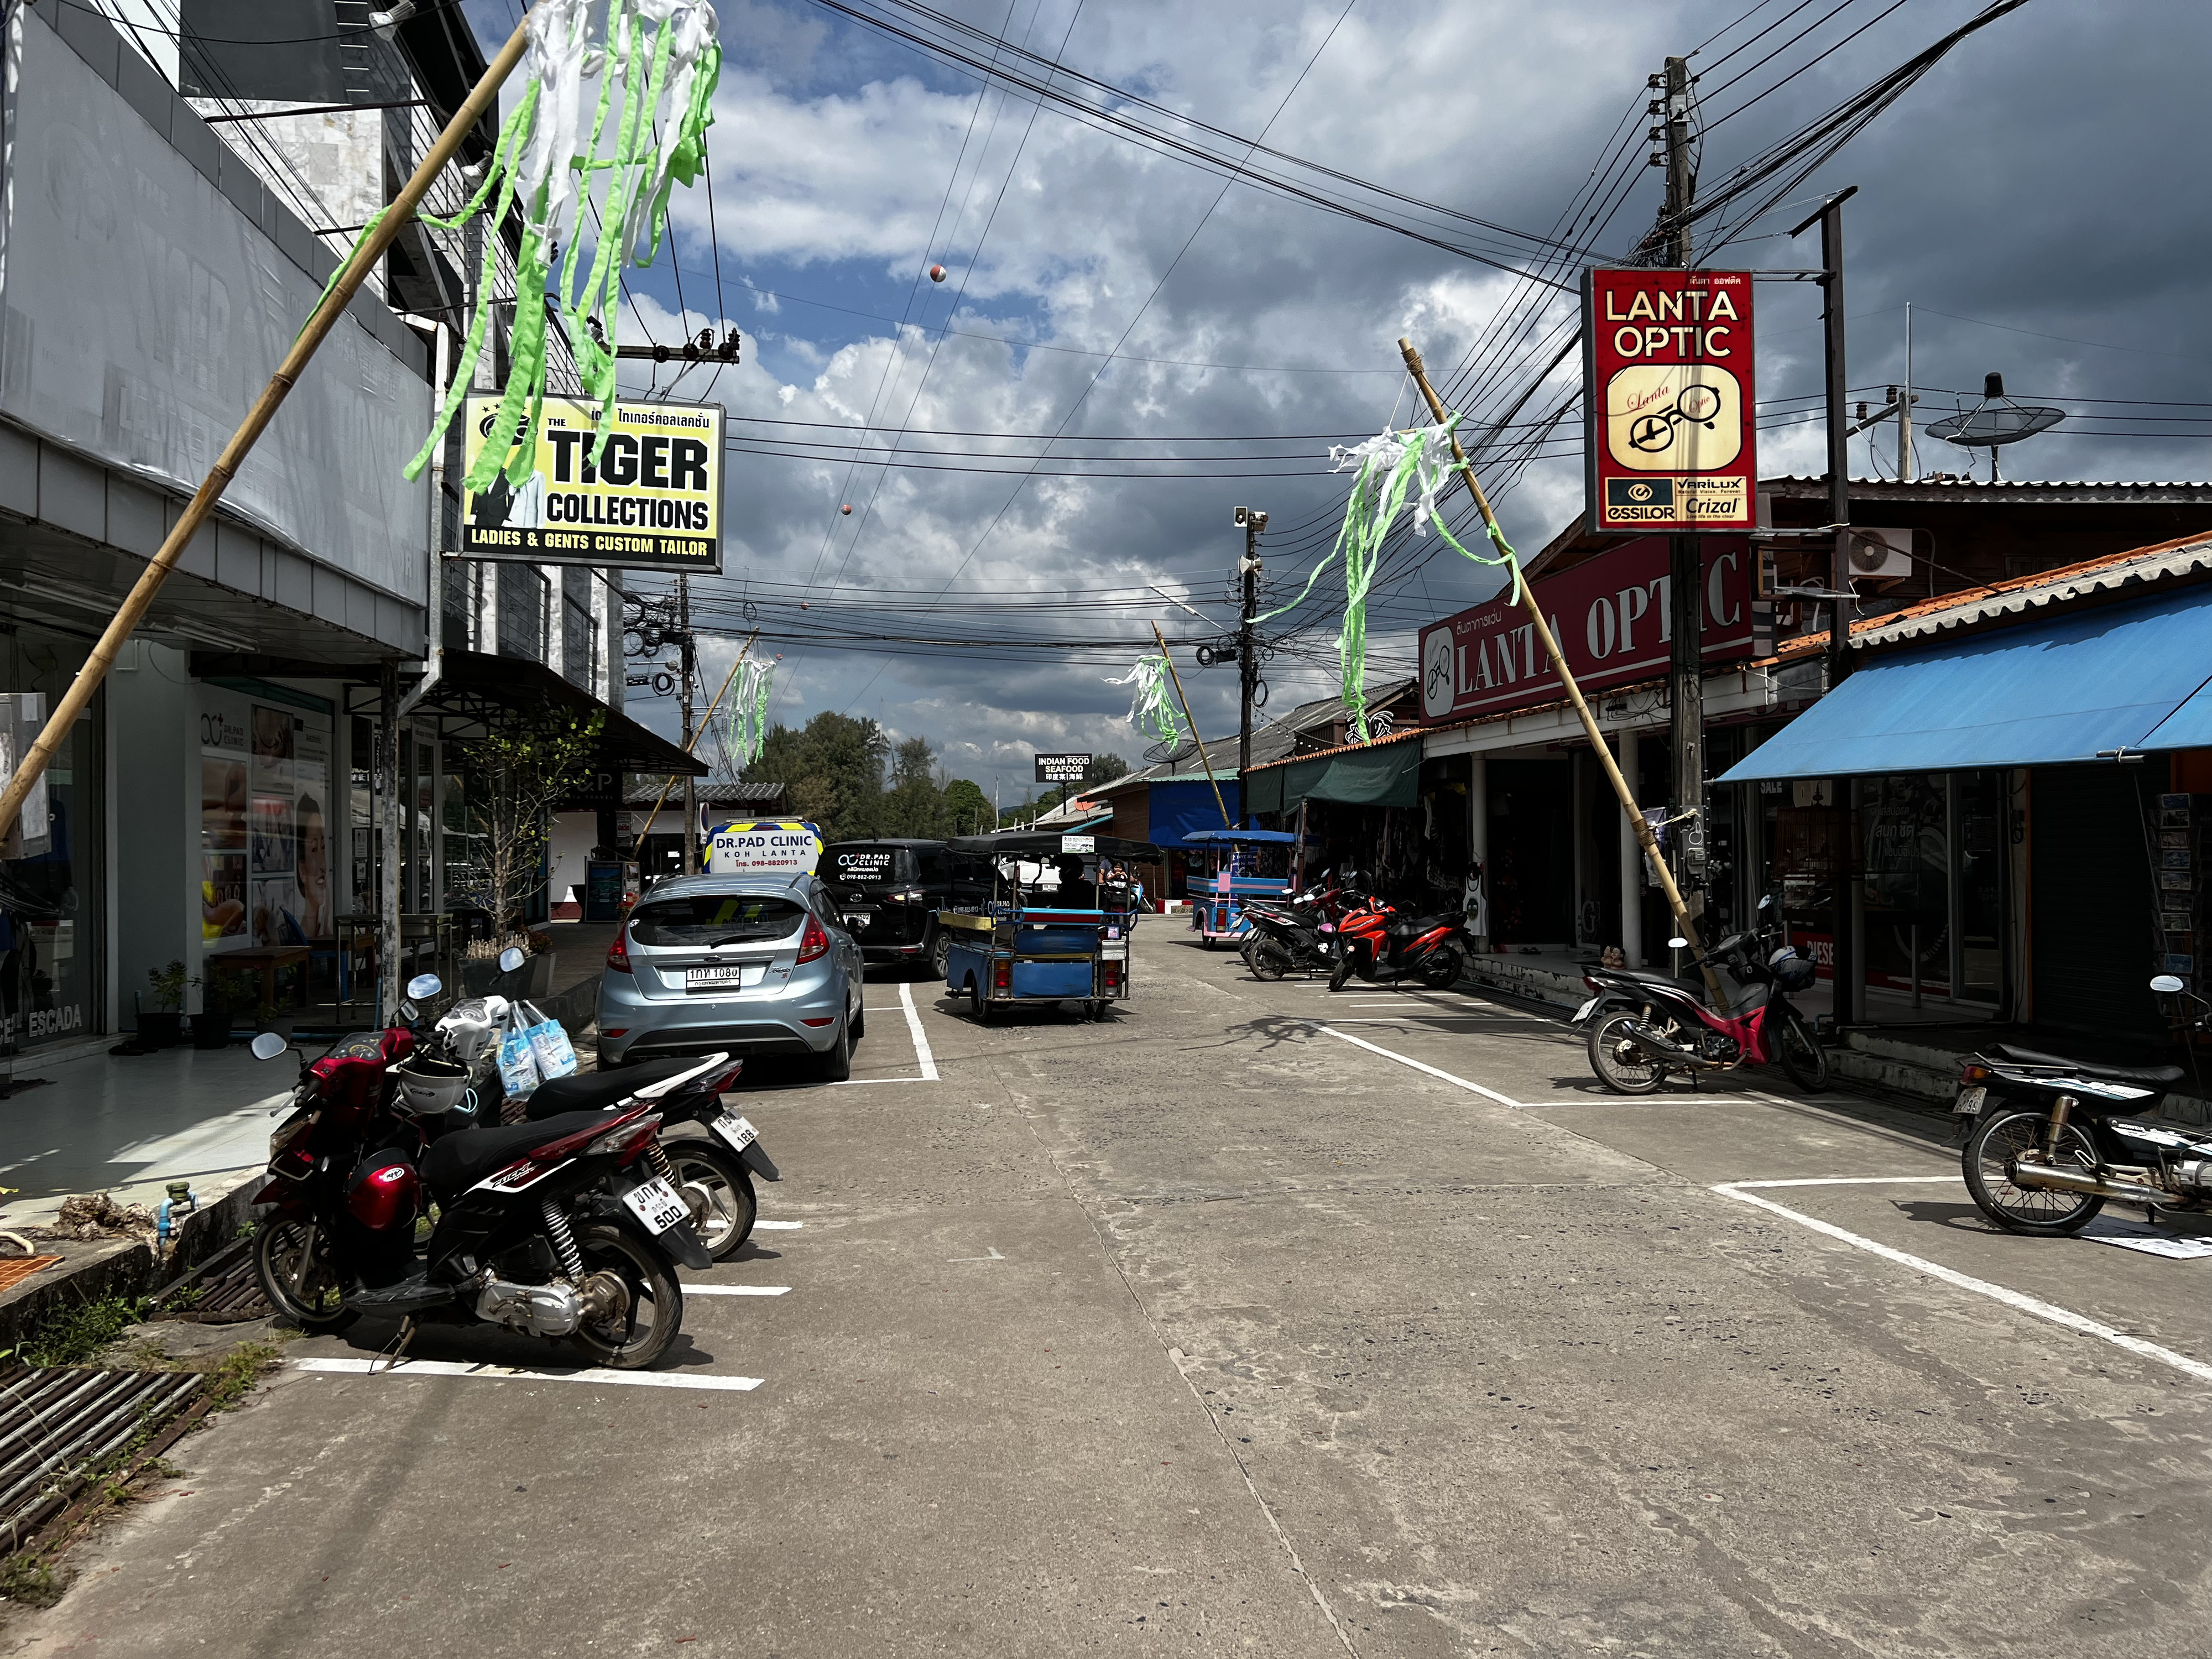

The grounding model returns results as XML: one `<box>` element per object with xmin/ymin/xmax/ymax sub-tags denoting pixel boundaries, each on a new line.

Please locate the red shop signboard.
<box><xmin>1416</xmin><ymin>536</ymin><xmax>1753</xmax><ymax>724</ymax></box>
<box><xmin>1582</xmin><ymin>268</ymin><xmax>1756</xmax><ymax>534</ymax></box>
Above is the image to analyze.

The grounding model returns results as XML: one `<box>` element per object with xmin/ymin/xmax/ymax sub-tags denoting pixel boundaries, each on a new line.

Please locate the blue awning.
<box><xmin>1720</xmin><ymin>586</ymin><xmax>2212</xmax><ymax>782</ymax></box>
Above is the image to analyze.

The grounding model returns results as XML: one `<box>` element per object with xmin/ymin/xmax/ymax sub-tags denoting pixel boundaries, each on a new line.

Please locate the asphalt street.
<box><xmin>11</xmin><ymin>933</ymin><xmax>2212</xmax><ymax>1657</ymax></box>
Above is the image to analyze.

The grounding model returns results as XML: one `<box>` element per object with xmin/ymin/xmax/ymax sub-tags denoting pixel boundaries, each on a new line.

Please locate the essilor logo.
<box><xmin>1627</xmin><ymin>482</ymin><xmax>1654</xmax><ymax>503</ymax></box>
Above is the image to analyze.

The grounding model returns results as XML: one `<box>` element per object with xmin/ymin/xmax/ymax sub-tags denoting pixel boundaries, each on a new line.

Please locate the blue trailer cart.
<box><xmin>1180</xmin><ymin>828</ymin><xmax>1298</xmax><ymax>948</ymax></box>
<box><xmin>940</xmin><ymin>831</ymin><xmax>1160</xmax><ymax>1021</ymax></box>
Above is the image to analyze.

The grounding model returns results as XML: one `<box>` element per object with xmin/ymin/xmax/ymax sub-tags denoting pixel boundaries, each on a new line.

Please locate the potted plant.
<box><xmin>254</xmin><ymin>997</ymin><xmax>295</xmax><ymax>1039</ymax></box>
<box><xmin>140</xmin><ymin>960</ymin><xmax>189</xmax><ymax>1047</ymax></box>
<box><xmin>191</xmin><ymin>969</ymin><xmax>236</xmax><ymax>1050</ymax></box>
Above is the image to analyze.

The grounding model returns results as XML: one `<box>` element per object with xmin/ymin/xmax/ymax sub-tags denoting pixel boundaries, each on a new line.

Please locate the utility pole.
<box><xmin>1660</xmin><ymin>55</ymin><xmax>1708</xmax><ymax>921</ymax></box>
<box><xmin>677</xmin><ymin>573</ymin><xmax>698</xmax><ymax>875</ymax></box>
<box><xmin>1234</xmin><ymin>505</ymin><xmax>1266</xmax><ymax>791</ymax></box>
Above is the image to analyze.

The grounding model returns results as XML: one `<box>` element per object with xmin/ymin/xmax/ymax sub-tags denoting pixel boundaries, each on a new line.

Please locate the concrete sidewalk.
<box><xmin>0</xmin><ymin>1044</ymin><xmax>290</xmax><ymax>1229</ymax></box>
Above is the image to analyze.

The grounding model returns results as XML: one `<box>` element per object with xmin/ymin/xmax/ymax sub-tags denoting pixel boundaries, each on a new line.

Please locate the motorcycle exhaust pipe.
<box><xmin>1616</xmin><ymin>1024</ymin><xmax>1703</xmax><ymax>1065</ymax></box>
<box><xmin>2007</xmin><ymin>1160</ymin><xmax>2167</xmax><ymax>1207</ymax></box>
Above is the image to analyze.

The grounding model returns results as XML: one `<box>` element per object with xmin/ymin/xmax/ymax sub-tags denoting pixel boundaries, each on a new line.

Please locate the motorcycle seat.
<box><xmin>422</xmin><ymin>1110</ymin><xmax>620</xmax><ymax>1198</ymax></box>
<box><xmin>524</xmin><ymin>1056</ymin><xmax>703</xmax><ymax>1121</ymax></box>
<box><xmin>1995</xmin><ymin>1044</ymin><xmax>2183</xmax><ymax>1086</ymax></box>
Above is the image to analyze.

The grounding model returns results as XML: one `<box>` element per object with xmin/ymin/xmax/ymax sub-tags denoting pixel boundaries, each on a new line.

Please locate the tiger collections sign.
<box><xmin>461</xmin><ymin>396</ymin><xmax>724</xmax><ymax>572</ymax></box>
<box><xmin>1582</xmin><ymin>269</ymin><xmax>1756</xmax><ymax>534</ymax></box>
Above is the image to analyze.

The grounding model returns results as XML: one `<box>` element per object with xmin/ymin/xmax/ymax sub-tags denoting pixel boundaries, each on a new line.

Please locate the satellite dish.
<box><xmin>1925</xmin><ymin>372</ymin><xmax>2065</xmax><ymax>447</ymax></box>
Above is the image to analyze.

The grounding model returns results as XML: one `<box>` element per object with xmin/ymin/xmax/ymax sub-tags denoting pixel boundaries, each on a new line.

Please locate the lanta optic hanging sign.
<box><xmin>1582</xmin><ymin>269</ymin><xmax>1756</xmax><ymax>533</ymax></box>
<box><xmin>461</xmin><ymin>396</ymin><xmax>724</xmax><ymax>571</ymax></box>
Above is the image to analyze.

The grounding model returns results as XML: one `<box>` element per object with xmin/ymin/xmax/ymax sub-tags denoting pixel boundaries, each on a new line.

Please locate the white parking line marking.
<box><xmin>753</xmin><ymin>1219</ymin><xmax>803</xmax><ymax>1230</ymax></box>
<box><xmin>1711</xmin><ymin>1182</ymin><xmax>2212</xmax><ymax>1386</ymax></box>
<box><xmin>293</xmin><ymin>1358</ymin><xmax>763</xmax><ymax>1391</ymax></box>
<box><xmin>1733</xmin><ymin>1176</ymin><xmax>1959</xmax><ymax>1188</ymax></box>
<box><xmin>684</xmin><ymin>1285</ymin><xmax>791</xmax><ymax>1297</ymax></box>
<box><xmin>899</xmin><ymin>979</ymin><xmax>940</xmax><ymax>1081</ymax></box>
<box><xmin>1318</xmin><ymin>1027</ymin><xmax>1524</xmax><ymax>1109</ymax></box>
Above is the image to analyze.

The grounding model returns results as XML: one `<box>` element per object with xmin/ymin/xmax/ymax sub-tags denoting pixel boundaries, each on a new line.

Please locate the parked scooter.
<box><xmin>424</xmin><ymin>952</ymin><xmax>774</xmax><ymax>1262</ymax></box>
<box><xmin>1574</xmin><ymin>895</ymin><xmax>1829</xmax><ymax>1094</ymax></box>
<box><xmin>1240</xmin><ymin>882</ymin><xmax>1344</xmax><ymax>980</ymax></box>
<box><xmin>1954</xmin><ymin>975</ymin><xmax>2201</xmax><ymax>1235</ymax></box>
<box><xmin>1326</xmin><ymin>889</ymin><xmax>1467</xmax><ymax>992</ymax></box>
<box><xmin>249</xmin><ymin>971</ymin><xmax>707</xmax><ymax>1369</ymax></box>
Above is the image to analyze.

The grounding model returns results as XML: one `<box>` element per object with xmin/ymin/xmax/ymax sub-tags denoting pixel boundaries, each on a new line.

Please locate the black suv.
<box><xmin>823</xmin><ymin>839</ymin><xmax>985</xmax><ymax>975</ymax></box>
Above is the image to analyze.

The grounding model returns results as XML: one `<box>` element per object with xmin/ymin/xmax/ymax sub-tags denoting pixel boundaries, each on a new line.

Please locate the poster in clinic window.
<box><xmin>200</xmin><ymin>688</ymin><xmax>332</xmax><ymax>951</ymax></box>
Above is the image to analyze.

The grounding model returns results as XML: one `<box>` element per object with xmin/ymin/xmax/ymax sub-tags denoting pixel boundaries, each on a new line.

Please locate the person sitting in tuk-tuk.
<box><xmin>1053</xmin><ymin>854</ymin><xmax>1097</xmax><ymax>910</ymax></box>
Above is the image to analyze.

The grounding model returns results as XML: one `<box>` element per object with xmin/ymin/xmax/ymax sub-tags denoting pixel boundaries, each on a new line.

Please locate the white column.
<box><xmin>1618</xmin><ymin>729</ymin><xmax>1642</xmax><ymax>967</ymax></box>
<box><xmin>1467</xmin><ymin>755</ymin><xmax>1488</xmax><ymax>950</ymax></box>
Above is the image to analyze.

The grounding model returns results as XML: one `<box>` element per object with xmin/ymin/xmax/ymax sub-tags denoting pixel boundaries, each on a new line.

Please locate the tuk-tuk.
<box><xmin>939</xmin><ymin>831</ymin><xmax>1161</xmax><ymax>1021</ymax></box>
<box><xmin>1180</xmin><ymin>829</ymin><xmax>1298</xmax><ymax>947</ymax></box>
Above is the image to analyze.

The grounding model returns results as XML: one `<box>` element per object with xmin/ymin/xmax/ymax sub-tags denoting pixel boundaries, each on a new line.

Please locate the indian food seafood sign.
<box><xmin>1582</xmin><ymin>269</ymin><xmax>1755</xmax><ymax>533</ymax></box>
<box><xmin>1417</xmin><ymin>536</ymin><xmax>1754</xmax><ymax>724</ymax></box>
<box><xmin>461</xmin><ymin>395</ymin><xmax>724</xmax><ymax>572</ymax></box>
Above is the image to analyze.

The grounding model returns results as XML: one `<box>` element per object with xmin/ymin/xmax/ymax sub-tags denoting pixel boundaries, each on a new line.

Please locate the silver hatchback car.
<box><xmin>598</xmin><ymin>873</ymin><xmax>867</xmax><ymax>1079</ymax></box>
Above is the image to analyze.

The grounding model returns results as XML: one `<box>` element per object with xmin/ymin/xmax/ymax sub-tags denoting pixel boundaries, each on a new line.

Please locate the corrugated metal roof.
<box><xmin>1242</xmin><ymin>720</ymin><xmax>1426</xmax><ymax>774</ymax></box>
<box><xmin>1771</xmin><ymin>529</ymin><xmax>2212</xmax><ymax>658</ymax></box>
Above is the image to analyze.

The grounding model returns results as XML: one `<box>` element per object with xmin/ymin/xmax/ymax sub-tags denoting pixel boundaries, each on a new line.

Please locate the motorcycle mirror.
<box><xmin>399</xmin><ymin>1000</ymin><xmax>419</xmax><ymax>1022</ymax></box>
<box><xmin>1759</xmin><ymin>894</ymin><xmax>1773</xmax><ymax>910</ymax></box>
<box><xmin>497</xmin><ymin>947</ymin><xmax>527</xmax><ymax>973</ymax></box>
<box><xmin>407</xmin><ymin>972</ymin><xmax>443</xmax><ymax>1000</ymax></box>
<box><xmin>1667</xmin><ymin>936</ymin><xmax>1690</xmax><ymax>950</ymax></box>
<box><xmin>2151</xmin><ymin>974</ymin><xmax>2187</xmax><ymax>994</ymax></box>
<box><xmin>249</xmin><ymin>1031</ymin><xmax>289</xmax><ymax>1061</ymax></box>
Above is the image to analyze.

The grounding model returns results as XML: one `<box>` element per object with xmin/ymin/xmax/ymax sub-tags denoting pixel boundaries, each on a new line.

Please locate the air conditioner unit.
<box><xmin>1841</xmin><ymin>526</ymin><xmax>1914</xmax><ymax>586</ymax></box>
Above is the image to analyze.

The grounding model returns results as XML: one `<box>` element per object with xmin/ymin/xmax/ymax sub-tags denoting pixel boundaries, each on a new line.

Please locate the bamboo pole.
<box><xmin>1151</xmin><ymin>623</ymin><xmax>1233</xmax><ymax>828</ymax></box>
<box><xmin>632</xmin><ymin>628</ymin><xmax>758</xmax><ymax>861</ymax></box>
<box><xmin>0</xmin><ymin>15</ymin><xmax>540</xmax><ymax>845</ymax></box>
<box><xmin>1397</xmin><ymin>337</ymin><xmax>1725</xmax><ymax>1008</ymax></box>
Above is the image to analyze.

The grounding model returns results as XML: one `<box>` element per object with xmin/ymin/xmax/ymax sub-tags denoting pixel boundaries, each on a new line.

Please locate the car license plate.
<box><xmin>686</xmin><ymin>963</ymin><xmax>764</xmax><ymax>991</ymax></box>
<box><xmin>621</xmin><ymin>1176</ymin><xmax>688</xmax><ymax>1235</ymax></box>
<box><xmin>1953</xmin><ymin>1084</ymin><xmax>1986</xmax><ymax>1116</ymax></box>
<box><xmin>711</xmin><ymin>1113</ymin><xmax>760</xmax><ymax>1154</ymax></box>
<box><xmin>1571</xmin><ymin>997</ymin><xmax>1598</xmax><ymax>1024</ymax></box>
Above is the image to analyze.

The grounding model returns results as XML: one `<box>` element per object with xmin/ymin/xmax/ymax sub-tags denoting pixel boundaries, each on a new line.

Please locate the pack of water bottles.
<box><xmin>494</xmin><ymin>997</ymin><xmax>579</xmax><ymax>1099</ymax></box>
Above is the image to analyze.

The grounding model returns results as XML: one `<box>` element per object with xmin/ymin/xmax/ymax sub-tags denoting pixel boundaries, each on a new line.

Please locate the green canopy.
<box><xmin>1280</xmin><ymin>740</ymin><xmax>1420</xmax><ymax>812</ymax></box>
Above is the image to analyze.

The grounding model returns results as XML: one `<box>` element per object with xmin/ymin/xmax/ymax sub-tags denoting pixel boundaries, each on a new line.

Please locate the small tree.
<box><xmin>453</xmin><ymin>708</ymin><xmax>604</xmax><ymax>938</ymax></box>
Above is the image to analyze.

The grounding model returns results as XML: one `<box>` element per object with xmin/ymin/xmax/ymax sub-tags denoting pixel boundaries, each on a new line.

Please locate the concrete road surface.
<box><xmin>10</xmin><ymin>935</ymin><xmax>2211</xmax><ymax>1657</ymax></box>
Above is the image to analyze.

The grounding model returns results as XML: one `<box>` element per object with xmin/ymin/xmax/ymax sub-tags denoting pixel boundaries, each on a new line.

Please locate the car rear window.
<box><xmin>629</xmin><ymin>895</ymin><xmax>806</xmax><ymax>946</ymax></box>
<box><xmin>827</xmin><ymin>844</ymin><xmax>917</xmax><ymax>885</ymax></box>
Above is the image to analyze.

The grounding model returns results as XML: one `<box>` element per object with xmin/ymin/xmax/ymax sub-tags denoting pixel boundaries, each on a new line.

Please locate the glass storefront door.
<box><xmin>0</xmin><ymin>633</ymin><xmax>104</xmax><ymax>1051</ymax></box>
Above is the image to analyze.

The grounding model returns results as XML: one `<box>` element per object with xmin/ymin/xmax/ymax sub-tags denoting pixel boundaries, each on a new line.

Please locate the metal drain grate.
<box><xmin>0</xmin><ymin>1368</ymin><xmax>204</xmax><ymax>1546</ymax></box>
<box><xmin>153</xmin><ymin>1252</ymin><xmax>271</xmax><ymax>1324</ymax></box>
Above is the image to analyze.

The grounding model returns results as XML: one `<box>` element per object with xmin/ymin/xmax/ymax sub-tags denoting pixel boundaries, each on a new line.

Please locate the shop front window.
<box><xmin>1956</xmin><ymin>771</ymin><xmax>2005</xmax><ymax>1003</ymax></box>
<box><xmin>1863</xmin><ymin>774</ymin><xmax>1951</xmax><ymax>998</ymax></box>
<box><xmin>0</xmin><ymin>640</ymin><xmax>102</xmax><ymax>1050</ymax></box>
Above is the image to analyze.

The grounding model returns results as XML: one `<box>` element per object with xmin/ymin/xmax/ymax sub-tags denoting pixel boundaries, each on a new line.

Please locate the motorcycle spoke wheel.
<box><xmin>1587</xmin><ymin>1013</ymin><xmax>1669</xmax><ymax>1096</ymax></box>
<box><xmin>1963</xmin><ymin>1110</ymin><xmax>2105</xmax><ymax>1236</ymax></box>
<box><xmin>253</xmin><ymin>1218</ymin><xmax>358</xmax><ymax>1333</ymax></box>
<box><xmin>567</xmin><ymin>1225</ymin><xmax>684</xmax><ymax>1370</ymax></box>
<box><xmin>665</xmin><ymin>1144</ymin><xmax>757</xmax><ymax>1260</ymax></box>
<box><xmin>1773</xmin><ymin>1011</ymin><xmax>1830</xmax><ymax>1093</ymax></box>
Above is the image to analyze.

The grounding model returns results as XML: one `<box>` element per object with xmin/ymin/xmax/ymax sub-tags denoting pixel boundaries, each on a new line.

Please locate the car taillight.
<box><xmin>994</xmin><ymin>959</ymin><xmax>1011</xmax><ymax>992</ymax></box>
<box><xmin>1104</xmin><ymin>962</ymin><xmax>1121</xmax><ymax>989</ymax></box>
<box><xmin>607</xmin><ymin>930</ymin><xmax>632</xmax><ymax>973</ymax></box>
<box><xmin>797</xmin><ymin>914</ymin><xmax>830</xmax><ymax>963</ymax></box>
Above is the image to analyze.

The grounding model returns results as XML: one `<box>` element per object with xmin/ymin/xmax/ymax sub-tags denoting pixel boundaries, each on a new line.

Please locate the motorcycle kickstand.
<box><xmin>374</xmin><ymin>1315</ymin><xmax>418</xmax><ymax>1375</ymax></box>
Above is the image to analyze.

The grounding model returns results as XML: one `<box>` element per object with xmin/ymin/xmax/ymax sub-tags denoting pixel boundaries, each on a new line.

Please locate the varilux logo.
<box><xmin>1606</xmin><ymin>478</ymin><xmax>1673</xmax><ymax>508</ymax></box>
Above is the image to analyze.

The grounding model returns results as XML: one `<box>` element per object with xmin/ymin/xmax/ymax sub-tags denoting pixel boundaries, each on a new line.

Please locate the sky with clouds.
<box><xmin>465</xmin><ymin>0</ymin><xmax>2209</xmax><ymax>804</ymax></box>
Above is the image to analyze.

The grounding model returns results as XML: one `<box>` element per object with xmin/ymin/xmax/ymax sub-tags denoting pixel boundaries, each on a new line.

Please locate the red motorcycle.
<box><xmin>1573</xmin><ymin>896</ymin><xmax>1829</xmax><ymax>1094</ymax></box>
<box><xmin>1327</xmin><ymin>889</ymin><xmax>1467</xmax><ymax>992</ymax></box>
<box><xmin>249</xmin><ymin>973</ymin><xmax>709</xmax><ymax>1370</ymax></box>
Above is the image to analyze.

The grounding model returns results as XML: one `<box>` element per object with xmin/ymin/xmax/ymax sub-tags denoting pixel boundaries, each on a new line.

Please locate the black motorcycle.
<box><xmin>1955</xmin><ymin>974</ymin><xmax>2203</xmax><ymax>1235</ymax></box>
<box><xmin>524</xmin><ymin>1054</ymin><xmax>780</xmax><ymax>1260</ymax></box>
<box><xmin>1240</xmin><ymin>884</ymin><xmax>1341</xmax><ymax>981</ymax></box>
<box><xmin>249</xmin><ymin>976</ymin><xmax>709</xmax><ymax>1371</ymax></box>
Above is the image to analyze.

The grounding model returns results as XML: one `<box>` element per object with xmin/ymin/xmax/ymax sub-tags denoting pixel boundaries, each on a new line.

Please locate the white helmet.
<box><xmin>434</xmin><ymin>997</ymin><xmax>504</xmax><ymax>1066</ymax></box>
<box><xmin>391</xmin><ymin>1055</ymin><xmax>469</xmax><ymax>1118</ymax></box>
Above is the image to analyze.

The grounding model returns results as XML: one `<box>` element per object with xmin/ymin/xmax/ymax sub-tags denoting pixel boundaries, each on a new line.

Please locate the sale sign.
<box><xmin>1417</xmin><ymin>536</ymin><xmax>1753</xmax><ymax>725</ymax></box>
<box><xmin>1582</xmin><ymin>269</ymin><xmax>1756</xmax><ymax>533</ymax></box>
